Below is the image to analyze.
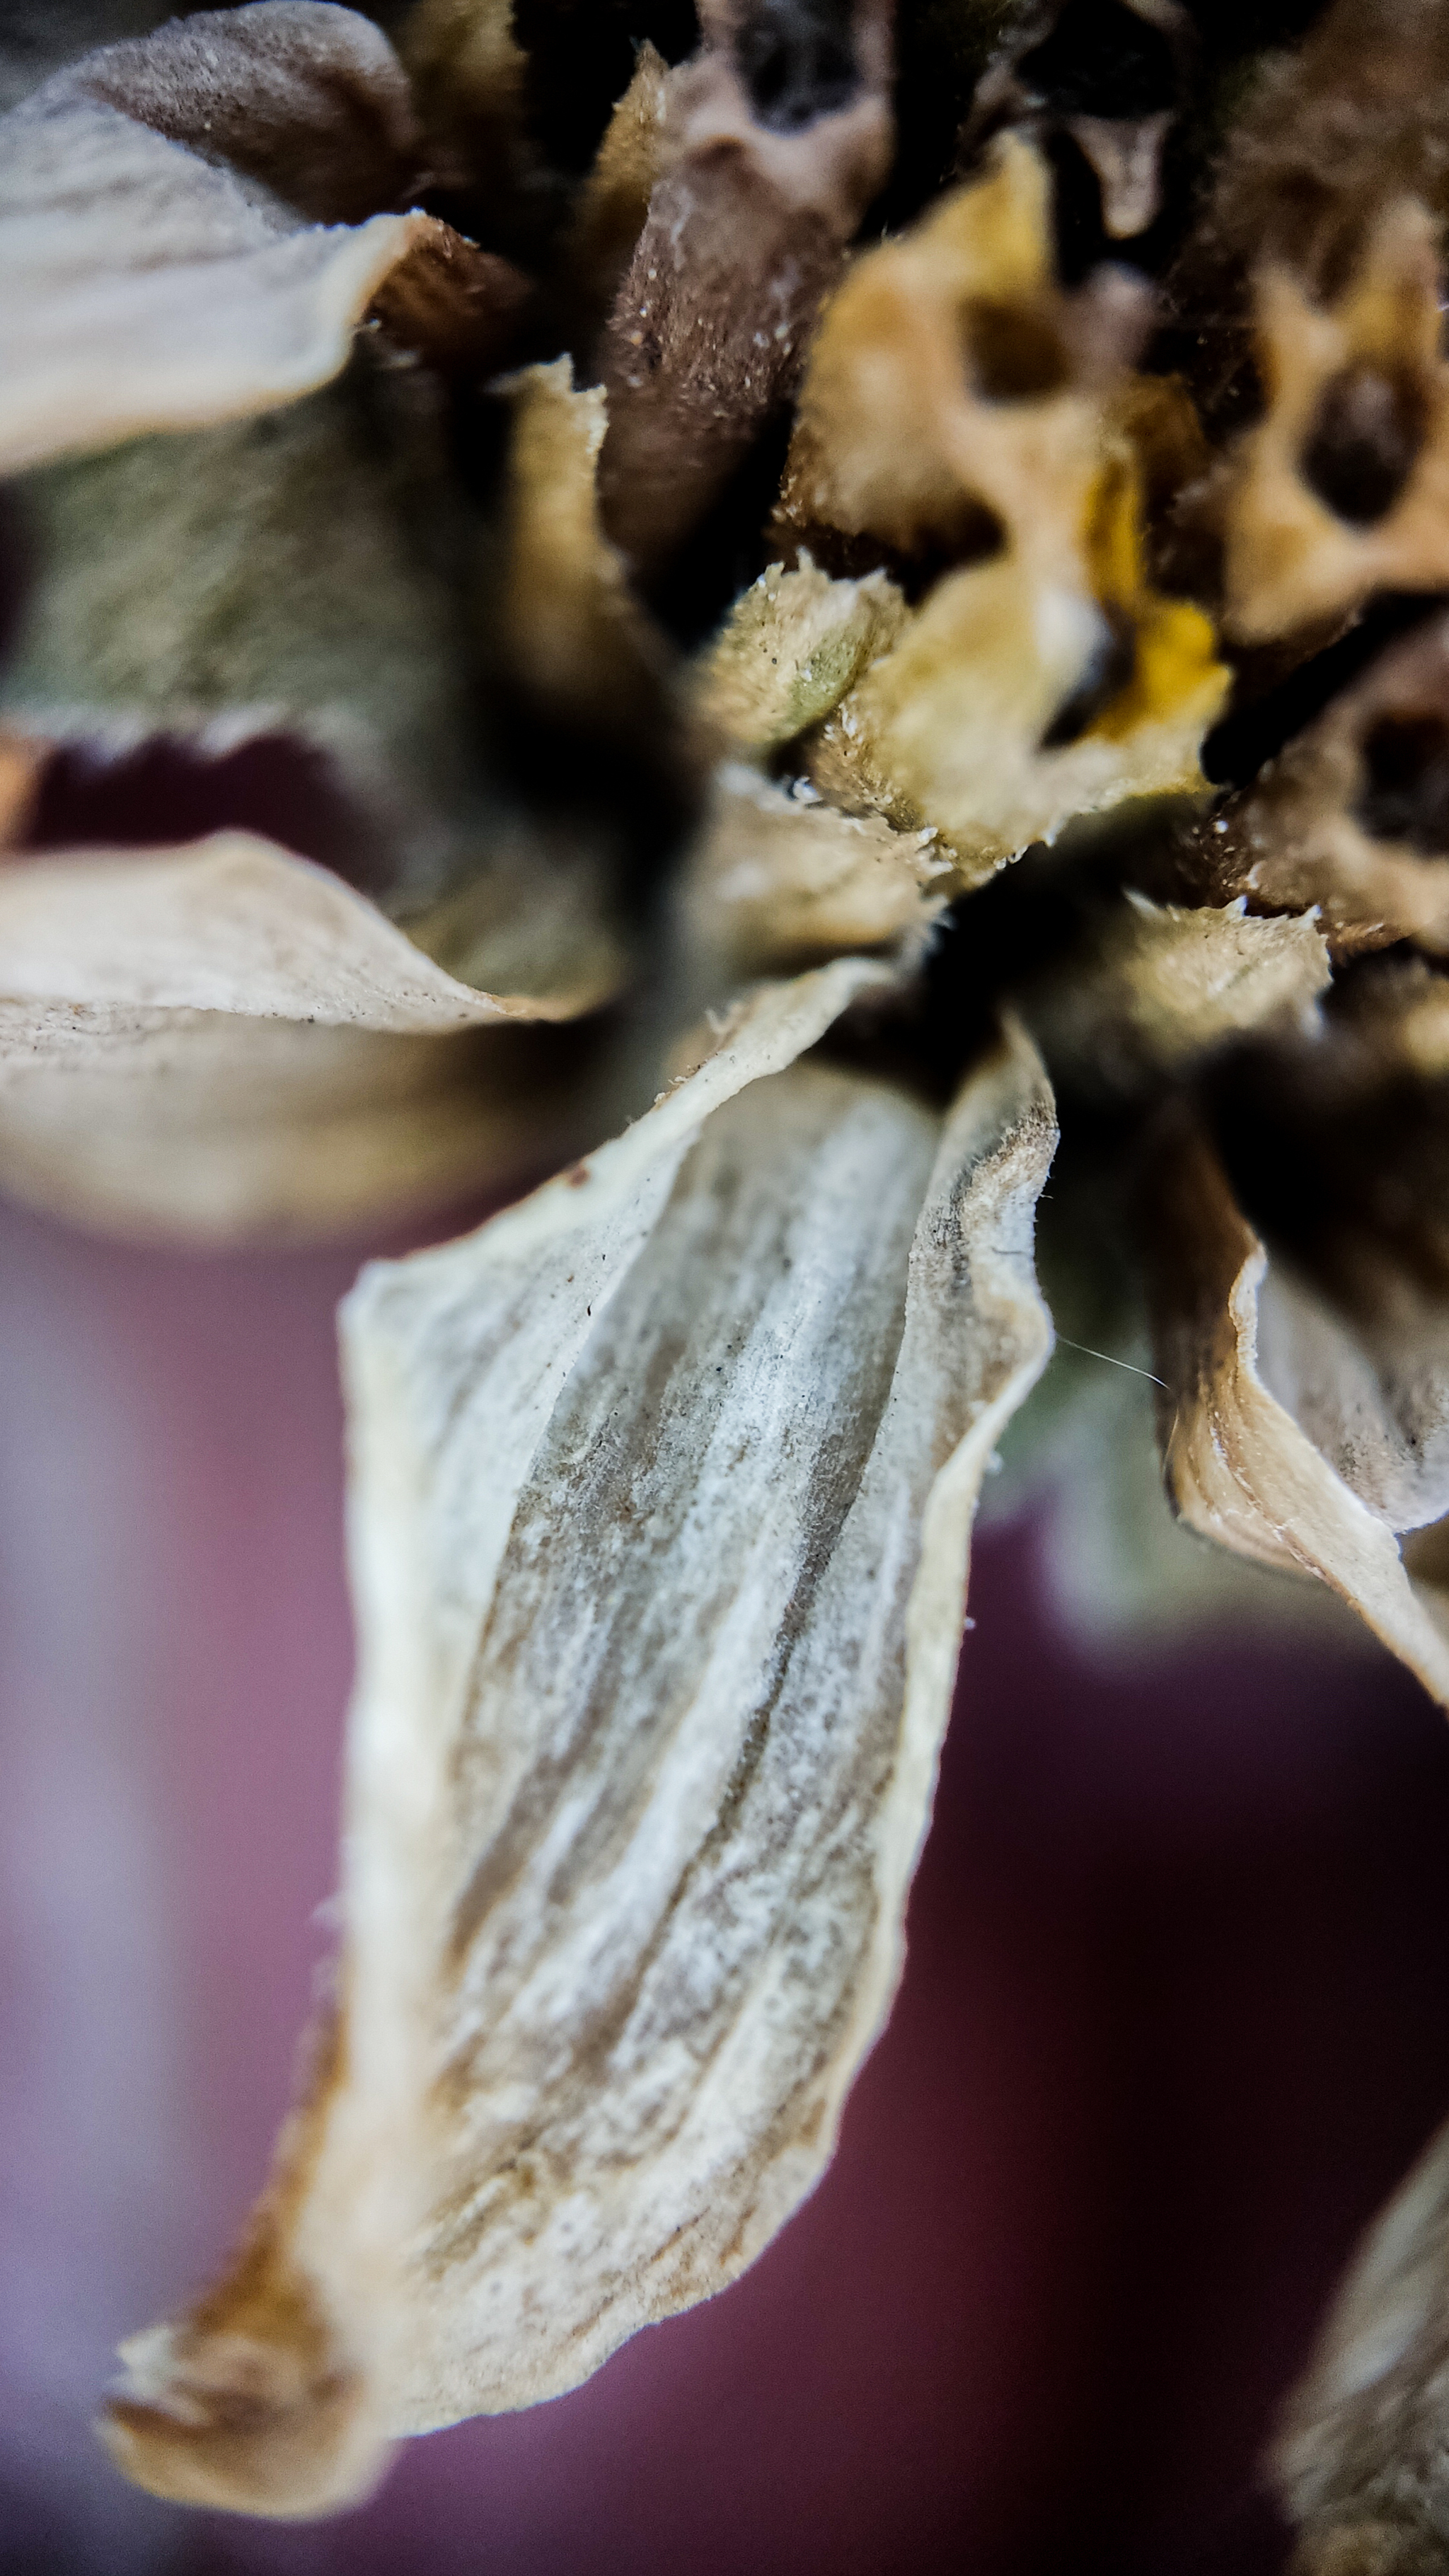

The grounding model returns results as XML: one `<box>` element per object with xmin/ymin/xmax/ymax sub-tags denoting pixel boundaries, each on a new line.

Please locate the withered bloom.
<box><xmin>9</xmin><ymin>1</ymin><xmax>1449</xmax><ymax>2563</ymax></box>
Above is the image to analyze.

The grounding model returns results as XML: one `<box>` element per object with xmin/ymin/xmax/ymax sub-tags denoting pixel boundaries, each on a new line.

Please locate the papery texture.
<box><xmin>0</xmin><ymin>3</ymin><xmax>443</xmax><ymax>473</ymax></box>
<box><xmin>99</xmin><ymin>964</ymin><xmax>1056</xmax><ymax>2512</ymax></box>
<box><xmin>0</xmin><ymin>831</ymin><xmax>614</xmax><ymax>1240</ymax></box>
<box><xmin>1143</xmin><ymin>1114</ymin><xmax>1449</xmax><ymax>1709</ymax></box>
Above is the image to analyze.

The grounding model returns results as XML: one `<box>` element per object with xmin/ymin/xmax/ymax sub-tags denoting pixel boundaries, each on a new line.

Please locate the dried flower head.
<box><xmin>8</xmin><ymin>2</ymin><xmax>1449</xmax><ymax>2563</ymax></box>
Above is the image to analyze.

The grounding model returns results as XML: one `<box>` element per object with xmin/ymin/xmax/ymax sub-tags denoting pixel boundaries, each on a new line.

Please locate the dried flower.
<box><xmin>7</xmin><ymin>3</ymin><xmax>1449</xmax><ymax>2563</ymax></box>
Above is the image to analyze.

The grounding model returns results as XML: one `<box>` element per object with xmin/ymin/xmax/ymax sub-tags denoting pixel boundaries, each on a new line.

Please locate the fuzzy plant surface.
<box><xmin>6</xmin><ymin>3</ymin><xmax>1449</xmax><ymax>2565</ymax></box>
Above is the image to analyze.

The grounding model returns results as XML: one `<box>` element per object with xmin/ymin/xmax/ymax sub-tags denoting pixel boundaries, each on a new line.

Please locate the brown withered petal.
<box><xmin>1142</xmin><ymin>1114</ymin><xmax>1449</xmax><ymax>1709</ymax></box>
<box><xmin>560</xmin><ymin>38</ymin><xmax>671</xmax><ymax>330</ymax></box>
<box><xmin>1176</xmin><ymin>0</ymin><xmax>1449</xmax><ymax>329</ymax></box>
<box><xmin>679</xmin><ymin>761</ymin><xmax>953</xmax><ymax>976</ymax></box>
<box><xmin>367</xmin><ymin>217</ymin><xmax>530</xmax><ymax>375</ymax></box>
<box><xmin>1221</xmin><ymin>200</ymin><xmax>1449</xmax><ymax>646</ymax></box>
<box><xmin>1200</xmin><ymin>615</ymin><xmax>1449</xmax><ymax>959</ymax></box>
<box><xmin>597</xmin><ymin>0</ymin><xmax>895</xmax><ymax>573</ymax></box>
<box><xmin>1022</xmin><ymin>892</ymin><xmax>1331</xmax><ymax>1095</ymax></box>
<box><xmin>99</xmin><ymin>964</ymin><xmax>1056</xmax><ymax>2514</ymax></box>
<box><xmin>0</xmin><ymin>830</ymin><xmax>618</xmax><ymax>1239</ymax></box>
<box><xmin>0</xmin><ymin>3</ymin><xmax>437</xmax><ymax>475</ymax></box>
<box><xmin>1276</xmin><ymin>2111</ymin><xmax>1449</xmax><ymax>2576</ymax></box>
<box><xmin>691</xmin><ymin>557</ymin><xmax>906</xmax><ymax>755</ymax></box>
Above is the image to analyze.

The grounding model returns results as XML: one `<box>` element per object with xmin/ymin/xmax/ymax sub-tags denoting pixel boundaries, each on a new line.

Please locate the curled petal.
<box><xmin>691</xmin><ymin>558</ymin><xmax>906</xmax><ymax>754</ymax></box>
<box><xmin>680</xmin><ymin>761</ymin><xmax>952</xmax><ymax>976</ymax></box>
<box><xmin>0</xmin><ymin>4</ymin><xmax>443</xmax><ymax>473</ymax></box>
<box><xmin>100</xmin><ymin>966</ymin><xmax>1057</xmax><ymax>2514</ymax></box>
<box><xmin>0</xmin><ymin>830</ymin><xmax>619</xmax><ymax>1239</ymax></box>
<box><xmin>1142</xmin><ymin>1113</ymin><xmax>1449</xmax><ymax>1706</ymax></box>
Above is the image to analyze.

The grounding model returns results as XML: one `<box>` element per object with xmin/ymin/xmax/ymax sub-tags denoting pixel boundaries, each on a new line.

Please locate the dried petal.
<box><xmin>1221</xmin><ymin>200</ymin><xmax>1449</xmax><ymax>645</ymax></box>
<box><xmin>691</xmin><ymin>557</ymin><xmax>906</xmax><ymax>753</ymax></box>
<box><xmin>1199</xmin><ymin>615</ymin><xmax>1449</xmax><ymax>959</ymax></box>
<box><xmin>100</xmin><ymin>966</ymin><xmax>1056</xmax><ymax>2514</ymax></box>
<box><xmin>1022</xmin><ymin>893</ymin><xmax>1330</xmax><ymax>1095</ymax></box>
<box><xmin>1277</xmin><ymin>2113</ymin><xmax>1449</xmax><ymax>2576</ymax></box>
<box><xmin>0</xmin><ymin>729</ymin><xmax>46</xmax><ymax>848</ymax></box>
<box><xmin>0</xmin><ymin>828</ymin><xmax>618</xmax><ymax>1239</ymax></box>
<box><xmin>806</xmin><ymin>451</ymin><xmax>1227</xmax><ymax>884</ymax></box>
<box><xmin>680</xmin><ymin>761</ymin><xmax>951</xmax><ymax>975</ymax></box>
<box><xmin>597</xmin><ymin>1</ymin><xmax>895</xmax><ymax>572</ymax></box>
<box><xmin>0</xmin><ymin>4</ymin><xmax>440</xmax><ymax>475</ymax></box>
<box><xmin>773</xmin><ymin>134</ymin><xmax>1163</xmax><ymax>579</ymax></box>
<box><xmin>1142</xmin><ymin>1114</ymin><xmax>1449</xmax><ymax>1707</ymax></box>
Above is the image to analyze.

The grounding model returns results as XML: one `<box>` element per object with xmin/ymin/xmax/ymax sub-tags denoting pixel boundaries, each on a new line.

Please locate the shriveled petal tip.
<box><xmin>1141</xmin><ymin>1114</ymin><xmax>1449</xmax><ymax>1709</ymax></box>
<box><xmin>0</xmin><ymin>4</ymin><xmax>438</xmax><ymax>474</ymax></box>
<box><xmin>103</xmin><ymin>966</ymin><xmax>1057</xmax><ymax>2512</ymax></box>
<box><xmin>0</xmin><ymin>831</ymin><xmax>616</xmax><ymax>1240</ymax></box>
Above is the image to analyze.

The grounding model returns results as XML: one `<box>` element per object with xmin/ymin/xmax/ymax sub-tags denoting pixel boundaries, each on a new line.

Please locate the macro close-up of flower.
<box><xmin>15</xmin><ymin>1</ymin><xmax>1449</xmax><ymax>2570</ymax></box>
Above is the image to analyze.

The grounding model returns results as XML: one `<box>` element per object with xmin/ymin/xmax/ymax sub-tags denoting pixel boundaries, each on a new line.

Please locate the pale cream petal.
<box><xmin>679</xmin><ymin>763</ymin><xmax>952</xmax><ymax>978</ymax></box>
<box><xmin>1143</xmin><ymin>1114</ymin><xmax>1449</xmax><ymax>1706</ymax></box>
<box><xmin>0</xmin><ymin>829</ymin><xmax>618</xmax><ymax>1241</ymax></box>
<box><xmin>100</xmin><ymin>969</ymin><xmax>1057</xmax><ymax>2514</ymax></box>
<box><xmin>0</xmin><ymin>4</ymin><xmax>441</xmax><ymax>474</ymax></box>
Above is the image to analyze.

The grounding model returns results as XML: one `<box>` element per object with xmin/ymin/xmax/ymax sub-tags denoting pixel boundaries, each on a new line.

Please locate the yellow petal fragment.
<box><xmin>807</xmin><ymin>506</ymin><xmax>1227</xmax><ymax>885</ymax></box>
<box><xmin>100</xmin><ymin>969</ymin><xmax>1056</xmax><ymax>2514</ymax></box>
<box><xmin>0</xmin><ymin>5</ymin><xmax>436</xmax><ymax>474</ymax></box>
<box><xmin>1223</xmin><ymin>197</ymin><xmax>1449</xmax><ymax>645</ymax></box>
<box><xmin>562</xmin><ymin>40</ymin><xmax>671</xmax><ymax>323</ymax></box>
<box><xmin>1143</xmin><ymin>1115</ymin><xmax>1449</xmax><ymax>1706</ymax></box>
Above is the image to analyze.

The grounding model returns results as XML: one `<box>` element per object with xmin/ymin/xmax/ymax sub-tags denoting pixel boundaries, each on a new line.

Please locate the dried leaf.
<box><xmin>597</xmin><ymin>1</ymin><xmax>895</xmax><ymax>572</ymax></box>
<box><xmin>1022</xmin><ymin>892</ymin><xmax>1331</xmax><ymax>1094</ymax></box>
<box><xmin>691</xmin><ymin>558</ymin><xmax>906</xmax><ymax>755</ymax></box>
<box><xmin>679</xmin><ymin>761</ymin><xmax>952</xmax><ymax>976</ymax></box>
<box><xmin>1221</xmin><ymin>200</ymin><xmax>1449</xmax><ymax>645</ymax></box>
<box><xmin>0</xmin><ymin>828</ymin><xmax>617</xmax><ymax>1239</ymax></box>
<box><xmin>1199</xmin><ymin>616</ymin><xmax>1449</xmax><ymax>959</ymax></box>
<box><xmin>0</xmin><ymin>4</ymin><xmax>437</xmax><ymax>475</ymax></box>
<box><xmin>1276</xmin><ymin>2112</ymin><xmax>1449</xmax><ymax>2575</ymax></box>
<box><xmin>1142</xmin><ymin>1114</ymin><xmax>1449</xmax><ymax>1707</ymax></box>
<box><xmin>100</xmin><ymin>966</ymin><xmax>1057</xmax><ymax>2513</ymax></box>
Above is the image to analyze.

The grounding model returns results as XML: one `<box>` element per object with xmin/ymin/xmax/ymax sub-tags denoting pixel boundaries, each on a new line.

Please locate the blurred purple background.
<box><xmin>4</xmin><ymin>1187</ymin><xmax>1449</xmax><ymax>2576</ymax></box>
